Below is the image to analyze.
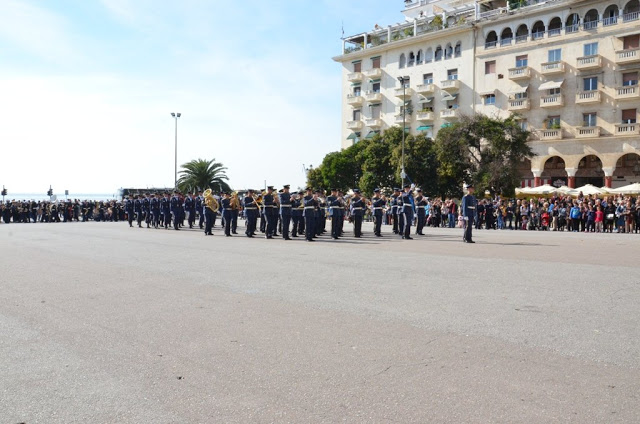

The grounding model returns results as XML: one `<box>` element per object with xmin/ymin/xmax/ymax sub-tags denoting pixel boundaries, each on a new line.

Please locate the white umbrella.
<box><xmin>555</xmin><ymin>185</ymin><xmax>576</xmax><ymax>195</ymax></box>
<box><xmin>527</xmin><ymin>184</ymin><xmax>558</xmax><ymax>195</ymax></box>
<box><xmin>609</xmin><ymin>182</ymin><xmax>640</xmax><ymax>195</ymax></box>
<box><xmin>573</xmin><ymin>184</ymin><xmax>606</xmax><ymax>196</ymax></box>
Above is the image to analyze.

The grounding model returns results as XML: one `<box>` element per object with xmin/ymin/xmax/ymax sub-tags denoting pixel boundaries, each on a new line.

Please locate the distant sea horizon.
<box><xmin>4</xmin><ymin>193</ymin><xmax>120</xmax><ymax>201</ymax></box>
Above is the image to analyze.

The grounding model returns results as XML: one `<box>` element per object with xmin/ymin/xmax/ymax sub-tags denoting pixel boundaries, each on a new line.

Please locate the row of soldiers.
<box><xmin>122</xmin><ymin>184</ymin><xmax>441</xmax><ymax>242</ymax></box>
<box><xmin>0</xmin><ymin>199</ymin><xmax>122</xmax><ymax>223</ymax></box>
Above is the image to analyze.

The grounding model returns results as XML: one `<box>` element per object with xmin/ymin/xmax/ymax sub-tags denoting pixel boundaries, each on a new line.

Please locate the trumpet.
<box><xmin>230</xmin><ymin>191</ymin><xmax>241</xmax><ymax>210</ymax></box>
<box><xmin>252</xmin><ymin>195</ymin><xmax>262</xmax><ymax>211</ymax></box>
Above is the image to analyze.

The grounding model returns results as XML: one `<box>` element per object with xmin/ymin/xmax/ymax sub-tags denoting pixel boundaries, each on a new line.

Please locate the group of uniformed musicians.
<box><xmin>121</xmin><ymin>183</ymin><xmax>477</xmax><ymax>243</ymax></box>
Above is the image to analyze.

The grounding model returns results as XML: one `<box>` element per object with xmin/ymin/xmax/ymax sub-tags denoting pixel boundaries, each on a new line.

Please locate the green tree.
<box><xmin>434</xmin><ymin>115</ymin><xmax>531</xmax><ymax>197</ymax></box>
<box><xmin>306</xmin><ymin>142</ymin><xmax>366</xmax><ymax>191</ymax></box>
<box><xmin>391</xmin><ymin>132</ymin><xmax>439</xmax><ymax>195</ymax></box>
<box><xmin>177</xmin><ymin>158</ymin><xmax>231</xmax><ymax>193</ymax></box>
<box><xmin>357</xmin><ymin>131</ymin><xmax>396</xmax><ymax>195</ymax></box>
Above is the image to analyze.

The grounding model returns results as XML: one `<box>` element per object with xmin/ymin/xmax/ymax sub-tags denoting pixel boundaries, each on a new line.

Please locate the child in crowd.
<box><xmin>595</xmin><ymin>205</ymin><xmax>604</xmax><ymax>233</ymax></box>
<box><xmin>586</xmin><ymin>205</ymin><xmax>596</xmax><ymax>232</ymax></box>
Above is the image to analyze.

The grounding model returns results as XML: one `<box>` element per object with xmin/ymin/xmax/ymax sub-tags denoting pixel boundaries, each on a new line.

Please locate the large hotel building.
<box><xmin>333</xmin><ymin>0</ymin><xmax>640</xmax><ymax>189</ymax></box>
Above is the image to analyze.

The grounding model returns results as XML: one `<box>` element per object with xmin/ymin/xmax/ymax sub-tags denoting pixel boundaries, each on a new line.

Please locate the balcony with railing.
<box><xmin>615</xmin><ymin>85</ymin><xmax>640</xmax><ymax>100</ymax></box>
<box><xmin>583</xmin><ymin>20</ymin><xmax>600</xmax><ymax>30</ymax></box>
<box><xmin>347</xmin><ymin>120</ymin><xmax>363</xmax><ymax>130</ymax></box>
<box><xmin>416</xmin><ymin>110</ymin><xmax>434</xmax><ymax>121</ymax></box>
<box><xmin>576</xmin><ymin>55</ymin><xmax>602</xmax><ymax>70</ymax></box>
<box><xmin>540</xmin><ymin>94</ymin><xmax>564</xmax><ymax>108</ymax></box>
<box><xmin>623</xmin><ymin>11</ymin><xmax>640</xmax><ymax>22</ymax></box>
<box><xmin>346</xmin><ymin>94</ymin><xmax>364</xmax><ymax>106</ymax></box>
<box><xmin>575</xmin><ymin>126</ymin><xmax>601</xmax><ymax>138</ymax></box>
<box><xmin>616</xmin><ymin>48</ymin><xmax>640</xmax><ymax>65</ymax></box>
<box><xmin>507</xmin><ymin>98</ymin><xmax>530</xmax><ymax>111</ymax></box>
<box><xmin>394</xmin><ymin>87</ymin><xmax>414</xmax><ymax>98</ymax></box>
<box><xmin>394</xmin><ymin>114</ymin><xmax>407</xmax><ymax>124</ymax></box>
<box><xmin>364</xmin><ymin>91</ymin><xmax>382</xmax><ymax>102</ymax></box>
<box><xmin>365</xmin><ymin>118</ymin><xmax>382</xmax><ymax>128</ymax></box>
<box><xmin>347</xmin><ymin>72</ymin><xmax>363</xmax><ymax>82</ymax></box>
<box><xmin>508</xmin><ymin>66</ymin><xmax>531</xmax><ymax>80</ymax></box>
<box><xmin>531</xmin><ymin>31</ymin><xmax>545</xmax><ymax>40</ymax></box>
<box><xmin>541</xmin><ymin>61</ymin><xmax>565</xmax><ymax>75</ymax></box>
<box><xmin>615</xmin><ymin>123</ymin><xmax>639</xmax><ymax>135</ymax></box>
<box><xmin>363</xmin><ymin>68</ymin><xmax>382</xmax><ymax>79</ymax></box>
<box><xmin>416</xmin><ymin>83</ymin><xmax>435</xmax><ymax>94</ymax></box>
<box><xmin>440</xmin><ymin>79</ymin><xmax>460</xmax><ymax>91</ymax></box>
<box><xmin>575</xmin><ymin>90</ymin><xmax>601</xmax><ymax>104</ymax></box>
<box><xmin>440</xmin><ymin>109</ymin><xmax>458</xmax><ymax>120</ymax></box>
<box><xmin>538</xmin><ymin>129</ymin><xmax>563</xmax><ymax>141</ymax></box>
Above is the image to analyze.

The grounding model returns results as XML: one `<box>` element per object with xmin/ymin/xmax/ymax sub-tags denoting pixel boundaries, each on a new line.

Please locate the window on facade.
<box><xmin>547</xmin><ymin>116</ymin><xmax>561</xmax><ymax>128</ymax></box>
<box><xmin>434</xmin><ymin>46</ymin><xmax>443</xmax><ymax>61</ymax></box>
<box><xmin>484</xmin><ymin>94</ymin><xmax>496</xmax><ymax>105</ymax></box>
<box><xmin>353</xmin><ymin>61</ymin><xmax>361</xmax><ymax>72</ymax></box>
<box><xmin>372</xmin><ymin>57</ymin><xmax>381</xmax><ymax>69</ymax></box>
<box><xmin>548</xmin><ymin>87</ymin><xmax>561</xmax><ymax>96</ymax></box>
<box><xmin>622</xmin><ymin>109</ymin><xmax>637</xmax><ymax>124</ymax></box>
<box><xmin>583</xmin><ymin>76</ymin><xmax>597</xmax><ymax>91</ymax></box>
<box><xmin>353</xmin><ymin>85</ymin><xmax>361</xmax><ymax>96</ymax></box>
<box><xmin>370</xmin><ymin>104</ymin><xmax>381</xmax><ymax>119</ymax></box>
<box><xmin>423</xmin><ymin>73</ymin><xmax>433</xmax><ymax>84</ymax></box>
<box><xmin>447</xmin><ymin>69</ymin><xmax>458</xmax><ymax>80</ymax></box>
<box><xmin>425</xmin><ymin>48</ymin><xmax>433</xmax><ymax>63</ymax></box>
<box><xmin>485</xmin><ymin>61</ymin><xmax>496</xmax><ymax>74</ymax></box>
<box><xmin>416</xmin><ymin>50</ymin><xmax>423</xmax><ymax>64</ymax></box>
<box><xmin>519</xmin><ymin>120</ymin><xmax>528</xmax><ymax>131</ymax></box>
<box><xmin>444</xmin><ymin>43</ymin><xmax>453</xmax><ymax>59</ymax></box>
<box><xmin>408</xmin><ymin>52</ymin><xmax>415</xmax><ymax>67</ymax></box>
<box><xmin>548</xmin><ymin>49</ymin><xmax>561</xmax><ymax>62</ymax></box>
<box><xmin>399</xmin><ymin>53</ymin><xmax>406</xmax><ymax>69</ymax></box>
<box><xmin>623</xmin><ymin>72</ymin><xmax>638</xmax><ymax>86</ymax></box>
<box><xmin>454</xmin><ymin>42</ymin><xmax>462</xmax><ymax>57</ymax></box>
<box><xmin>623</xmin><ymin>34</ymin><xmax>640</xmax><ymax>50</ymax></box>
<box><xmin>514</xmin><ymin>90</ymin><xmax>528</xmax><ymax>99</ymax></box>
<box><xmin>515</xmin><ymin>55</ymin><xmax>528</xmax><ymax>68</ymax></box>
<box><xmin>583</xmin><ymin>113</ymin><xmax>597</xmax><ymax>127</ymax></box>
<box><xmin>353</xmin><ymin>109</ymin><xmax>361</xmax><ymax>121</ymax></box>
<box><xmin>584</xmin><ymin>42</ymin><xmax>598</xmax><ymax>56</ymax></box>
<box><xmin>372</xmin><ymin>81</ymin><xmax>381</xmax><ymax>93</ymax></box>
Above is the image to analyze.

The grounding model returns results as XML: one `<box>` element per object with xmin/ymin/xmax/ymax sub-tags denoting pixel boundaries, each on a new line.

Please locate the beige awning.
<box><xmin>508</xmin><ymin>85</ymin><xmax>528</xmax><ymax>94</ymax></box>
<box><xmin>539</xmin><ymin>80</ymin><xmax>564</xmax><ymax>90</ymax></box>
<box><xmin>479</xmin><ymin>89</ymin><xmax>496</xmax><ymax>96</ymax></box>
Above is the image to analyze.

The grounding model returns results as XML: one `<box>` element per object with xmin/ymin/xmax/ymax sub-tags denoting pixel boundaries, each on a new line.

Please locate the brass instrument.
<box><xmin>203</xmin><ymin>189</ymin><xmax>219</xmax><ymax>213</ymax></box>
<box><xmin>252</xmin><ymin>195</ymin><xmax>262</xmax><ymax>212</ymax></box>
<box><xmin>230</xmin><ymin>191</ymin><xmax>241</xmax><ymax>210</ymax></box>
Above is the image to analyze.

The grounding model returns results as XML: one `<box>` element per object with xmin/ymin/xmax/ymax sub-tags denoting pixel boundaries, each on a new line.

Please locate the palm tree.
<box><xmin>177</xmin><ymin>158</ymin><xmax>231</xmax><ymax>193</ymax></box>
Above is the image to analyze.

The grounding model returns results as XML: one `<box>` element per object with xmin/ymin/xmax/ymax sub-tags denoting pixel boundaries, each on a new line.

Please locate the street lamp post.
<box><xmin>397</xmin><ymin>76</ymin><xmax>409</xmax><ymax>186</ymax></box>
<box><xmin>170</xmin><ymin>112</ymin><xmax>181</xmax><ymax>189</ymax></box>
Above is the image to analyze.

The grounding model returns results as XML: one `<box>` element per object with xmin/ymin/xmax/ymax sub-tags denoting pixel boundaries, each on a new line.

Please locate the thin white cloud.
<box><xmin>0</xmin><ymin>0</ymin><xmax>76</xmax><ymax>63</ymax></box>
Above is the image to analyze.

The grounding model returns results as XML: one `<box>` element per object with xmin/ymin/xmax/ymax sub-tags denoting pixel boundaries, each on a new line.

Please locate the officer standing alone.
<box><xmin>462</xmin><ymin>183</ymin><xmax>477</xmax><ymax>243</ymax></box>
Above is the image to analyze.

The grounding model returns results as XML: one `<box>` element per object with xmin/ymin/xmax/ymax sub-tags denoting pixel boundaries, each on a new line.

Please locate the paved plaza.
<box><xmin>1</xmin><ymin>222</ymin><xmax>639</xmax><ymax>423</ymax></box>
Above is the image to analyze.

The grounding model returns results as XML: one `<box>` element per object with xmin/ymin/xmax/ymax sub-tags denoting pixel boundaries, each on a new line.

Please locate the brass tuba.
<box><xmin>203</xmin><ymin>189</ymin><xmax>219</xmax><ymax>213</ymax></box>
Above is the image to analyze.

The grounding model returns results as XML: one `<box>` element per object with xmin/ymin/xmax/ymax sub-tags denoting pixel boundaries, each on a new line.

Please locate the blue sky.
<box><xmin>0</xmin><ymin>0</ymin><xmax>401</xmax><ymax>195</ymax></box>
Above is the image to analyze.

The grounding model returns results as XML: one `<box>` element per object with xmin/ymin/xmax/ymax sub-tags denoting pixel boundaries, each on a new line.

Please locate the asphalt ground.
<box><xmin>1</xmin><ymin>220</ymin><xmax>639</xmax><ymax>423</ymax></box>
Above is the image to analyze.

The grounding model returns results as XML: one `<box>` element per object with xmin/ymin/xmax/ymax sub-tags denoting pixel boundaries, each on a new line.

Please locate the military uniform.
<box><xmin>461</xmin><ymin>185</ymin><xmax>477</xmax><ymax>243</ymax></box>
<box><xmin>150</xmin><ymin>195</ymin><xmax>160</xmax><ymax>228</ymax></box>
<box><xmin>303</xmin><ymin>190</ymin><xmax>317</xmax><ymax>241</ymax></box>
<box><xmin>243</xmin><ymin>192</ymin><xmax>258</xmax><ymax>237</ymax></box>
<box><xmin>279</xmin><ymin>186</ymin><xmax>292</xmax><ymax>240</ymax></box>
<box><xmin>415</xmin><ymin>191</ymin><xmax>427</xmax><ymax>235</ymax></box>
<box><xmin>170</xmin><ymin>193</ymin><xmax>181</xmax><ymax>230</ymax></box>
<box><xmin>263</xmin><ymin>188</ymin><xmax>277</xmax><ymax>238</ymax></box>
<box><xmin>371</xmin><ymin>189</ymin><xmax>385</xmax><ymax>237</ymax></box>
<box><xmin>350</xmin><ymin>192</ymin><xmax>364</xmax><ymax>237</ymax></box>
<box><xmin>221</xmin><ymin>195</ymin><xmax>232</xmax><ymax>236</ymax></box>
<box><xmin>398</xmin><ymin>186</ymin><xmax>415</xmax><ymax>240</ymax></box>
<box><xmin>291</xmin><ymin>193</ymin><xmax>303</xmax><ymax>237</ymax></box>
<box><xmin>125</xmin><ymin>197</ymin><xmax>134</xmax><ymax>227</ymax></box>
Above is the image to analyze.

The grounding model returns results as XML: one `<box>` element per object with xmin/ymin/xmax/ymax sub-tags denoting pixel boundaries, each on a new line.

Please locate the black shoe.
<box><xmin>467</xmin><ymin>240</ymin><xmax>475</xmax><ymax>243</ymax></box>
<box><xmin>284</xmin><ymin>237</ymin><xmax>292</xmax><ymax>240</ymax></box>
<box><xmin>405</xmin><ymin>236</ymin><xmax>413</xmax><ymax>240</ymax></box>
<box><xmin>226</xmin><ymin>234</ymin><xmax>231</xmax><ymax>237</ymax></box>
<box><xmin>376</xmin><ymin>234</ymin><xmax>382</xmax><ymax>237</ymax></box>
<box><xmin>266</xmin><ymin>236</ymin><xmax>273</xmax><ymax>239</ymax></box>
<box><xmin>306</xmin><ymin>239</ymin><xmax>314</xmax><ymax>242</ymax></box>
<box><xmin>232</xmin><ymin>231</ymin><xmax>238</xmax><ymax>234</ymax></box>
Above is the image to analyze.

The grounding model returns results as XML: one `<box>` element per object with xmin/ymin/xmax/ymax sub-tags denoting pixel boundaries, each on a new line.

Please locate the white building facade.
<box><xmin>334</xmin><ymin>0</ymin><xmax>640</xmax><ymax>189</ymax></box>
